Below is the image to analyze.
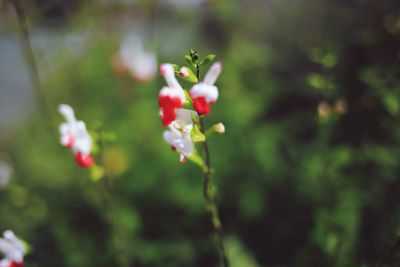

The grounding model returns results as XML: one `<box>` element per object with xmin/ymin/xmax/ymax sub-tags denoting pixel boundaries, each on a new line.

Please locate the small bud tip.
<box><xmin>179</xmin><ymin>67</ymin><xmax>189</xmax><ymax>77</ymax></box>
<box><xmin>214</xmin><ymin>123</ymin><xmax>225</xmax><ymax>134</ymax></box>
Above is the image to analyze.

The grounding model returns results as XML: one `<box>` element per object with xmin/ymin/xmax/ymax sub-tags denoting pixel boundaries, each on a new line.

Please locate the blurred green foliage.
<box><xmin>2</xmin><ymin>0</ymin><xmax>400</xmax><ymax>266</ymax></box>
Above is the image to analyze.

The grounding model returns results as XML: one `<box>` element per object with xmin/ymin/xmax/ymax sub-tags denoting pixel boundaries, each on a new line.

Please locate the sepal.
<box><xmin>190</xmin><ymin>124</ymin><xmax>206</xmax><ymax>142</ymax></box>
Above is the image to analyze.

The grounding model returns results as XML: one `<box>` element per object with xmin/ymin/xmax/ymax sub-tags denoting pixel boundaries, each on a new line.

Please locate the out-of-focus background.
<box><xmin>1</xmin><ymin>0</ymin><xmax>400</xmax><ymax>266</ymax></box>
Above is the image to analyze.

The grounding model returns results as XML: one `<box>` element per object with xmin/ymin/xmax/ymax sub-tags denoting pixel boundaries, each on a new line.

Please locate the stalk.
<box><xmin>196</xmin><ymin>63</ymin><xmax>230</xmax><ymax>267</ymax></box>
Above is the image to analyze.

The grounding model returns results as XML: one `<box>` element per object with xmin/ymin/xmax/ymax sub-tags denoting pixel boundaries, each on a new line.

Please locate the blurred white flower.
<box><xmin>0</xmin><ymin>162</ymin><xmax>11</xmax><ymax>189</ymax></box>
<box><xmin>163</xmin><ymin>0</ymin><xmax>209</xmax><ymax>8</ymax></box>
<box><xmin>113</xmin><ymin>34</ymin><xmax>157</xmax><ymax>82</ymax></box>
<box><xmin>163</xmin><ymin>109</ymin><xmax>196</xmax><ymax>163</ymax></box>
<box><xmin>159</xmin><ymin>63</ymin><xmax>186</xmax><ymax>126</ymax></box>
<box><xmin>190</xmin><ymin>62</ymin><xmax>222</xmax><ymax>115</ymax></box>
<box><xmin>0</xmin><ymin>230</ymin><xmax>25</xmax><ymax>267</ymax></box>
<box><xmin>58</xmin><ymin>104</ymin><xmax>95</xmax><ymax>168</ymax></box>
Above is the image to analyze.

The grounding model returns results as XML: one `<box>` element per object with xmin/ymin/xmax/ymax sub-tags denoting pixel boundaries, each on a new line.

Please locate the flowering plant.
<box><xmin>58</xmin><ymin>104</ymin><xmax>95</xmax><ymax>168</ymax></box>
<box><xmin>0</xmin><ymin>231</ymin><xmax>26</xmax><ymax>267</ymax></box>
<box><xmin>158</xmin><ymin>50</ymin><xmax>229</xmax><ymax>267</ymax></box>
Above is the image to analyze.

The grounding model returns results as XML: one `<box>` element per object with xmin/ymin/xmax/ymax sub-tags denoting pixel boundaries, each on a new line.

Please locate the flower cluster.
<box><xmin>58</xmin><ymin>104</ymin><xmax>95</xmax><ymax>168</ymax></box>
<box><xmin>158</xmin><ymin>52</ymin><xmax>222</xmax><ymax>163</ymax></box>
<box><xmin>0</xmin><ymin>231</ymin><xmax>25</xmax><ymax>267</ymax></box>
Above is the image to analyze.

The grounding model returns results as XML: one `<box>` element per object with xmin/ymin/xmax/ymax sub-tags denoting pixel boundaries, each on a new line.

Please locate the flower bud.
<box><xmin>179</xmin><ymin>67</ymin><xmax>190</xmax><ymax>77</ymax></box>
<box><xmin>213</xmin><ymin>123</ymin><xmax>225</xmax><ymax>134</ymax></box>
<box><xmin>317</xmin><ymin>101</ymin><xmax>331</xmax><ymax>119</ymax></box>
<box><xmin>334</xmin><ymin>99</ymin><xmax>347</xmax><ymax>115</ymax></box>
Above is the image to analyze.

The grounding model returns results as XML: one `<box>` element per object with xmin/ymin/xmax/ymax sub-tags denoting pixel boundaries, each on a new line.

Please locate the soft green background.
<box><xmin>1</xmin><ymin>0</ymin><xmax>400</xmax><ymax>266</ymax></box>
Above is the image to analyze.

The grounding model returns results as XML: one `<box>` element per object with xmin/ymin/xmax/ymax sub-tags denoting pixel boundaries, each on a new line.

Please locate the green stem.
<box><xmin>8</xmin><ymin>0</ymin><xmax>53</xmax><ymax>126</ymax></box>
<box><xmin>196</xmin><ymin>63</ymin><xmax>230</xmax><ymax>267</ymax></box>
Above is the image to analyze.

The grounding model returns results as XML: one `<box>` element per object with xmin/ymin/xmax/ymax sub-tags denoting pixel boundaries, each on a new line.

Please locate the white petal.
<box><xmin>159</xmin><ymin>86</ymin><xmax>186</xmax><ymax>103</ymax></box>
<box><xmin>163</xmin><ymin>130</ymin><xmax>178</xmax><ymax>146</ymax></box>
<box><xmin>58</xmin><ymin>104</ymin><xmax>76</xmax><ymax>124</ymax></box>
<box><xmin>160</xmin><ymin>63</ymin><xmax>182</xmax><ymax>90</ymax></box>
<box><xmin>175</xmin><ymin>109</ymin><xmax>197</xmax><ymax>125</ymax></box>
<box><xmin>59</xmin><ymin>123</ymin><xmax>70</xmax><ymax>135</ymax></box>
<box><xmin>0</xmin><ymin>231</ymin><xmax>24</xmax><ymax>262</ymax></box>
<box><xmin>190</xmin><ymin>83</ymin><xmax>218</xmax><ymax>103</ymax></box>
<box><xmin>72</xmin><ymin>121</ymin><xmax>92</xmax><ymax>154</ymax></box>
<box><xmin>203</xmin><ymin>62</ymin><xmax>222</xmax><ymax>85</ymax></box>
<box><xmin>128</xmin><ymin>52</ymin><xmax>157</xmax><ymax>81</ymax></box>
<box><xmin>0</xmin><ymin>259</ymin><xmax>10</xmax><ymax>267</ymax></box>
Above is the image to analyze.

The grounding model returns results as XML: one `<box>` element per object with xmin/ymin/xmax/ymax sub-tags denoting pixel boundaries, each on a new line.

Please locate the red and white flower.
<box><xmin>113</xmin><ymin>34</ymin><xmax>157</xmax><ymax>82</ymax></box>
<box><xmin>59</xmin><ymin>104</ymin><xmax>95</xmax><ymax>168</ymax></box>
<box><xmin>163</xmin><ymin>109</ymin><xmax>196</xmax><ymax>163</ymax></box>
<box><xmin>190</xmin><ymin>62</ymin><xmax>222</xmax><ymax>115</ymax></box>
<box><xmin>158</xmin><ymin>63</ymin><xmax>186</xmax><ymax>126</ymax></box>
<box><xmin>0</xmin><ymin>230</ymin><xmax>25</xmax><ymax>267</ymax></box>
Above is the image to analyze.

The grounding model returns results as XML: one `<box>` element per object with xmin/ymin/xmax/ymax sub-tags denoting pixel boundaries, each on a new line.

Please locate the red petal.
<box><xmin>192</xmin><ymin>96</ymin><xmax>211</xmax><ymax>115</ymax></box>
<box><xmin>74</xmin><ymin>152</ymin><xmax>95</xmax><ymax>168</ymax></box>
<box><xmin>63</xmin><ymin>134</ymin><xmax>75</xmax><ymax>148</ymax></box>
<box><xmin>158</xmin><ymin>95</ymin><xmax>183</xmax><ymax>125</ymax></box>
<box><xmin>9</xmin><ymin>262</ymin><xmax>24</xmax><ymax>267</ymax></box>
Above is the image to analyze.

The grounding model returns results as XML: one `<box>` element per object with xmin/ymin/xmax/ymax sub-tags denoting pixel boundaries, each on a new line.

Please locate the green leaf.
<box><xmin>21</xmin><ymin>239</ymin><xmax>32</xmax><ymax>255</ymax></box>
<box><xmin>102</xmin><ymin>132</ymin><xmax>117</xmax><ymax>142</ymax></box>
<box><xmin>187</xmin><ymin>153</ymin><xmax>206</xmax><ymax>171</ymax></box>
<box><xmin>190</xmin><ymin>124</ymin><xmax>206</xmax><ymax>142</ymax></box>
<box><xmin>200</xmin><ymin>54</ymin><xmax>216</xmax><ymax>66</ymax></box>
<box><xmin>90</xmin><ymin>165</ymin><xmax>105</xmax><ymax>182</ymax></box>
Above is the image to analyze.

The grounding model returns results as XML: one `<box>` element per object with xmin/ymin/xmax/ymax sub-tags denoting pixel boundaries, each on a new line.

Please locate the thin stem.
<box><xmin>196</xmin><ymin>64</ymin><xmax>230</xmax><ymax>267</ymax></box>
<box><xmin>8</xmin><ymin>0</ymin><xmax>53</xmax><ymax>125</ymax></box>
<box><xmin>376</xmin><ymin>234</ymin><xmax>400</xmax><ymax>267</ymax></box>
<box><xmin>98</xmin><ymin>126</ymin><xmax>111</xmax><ymax>202</ymax></box>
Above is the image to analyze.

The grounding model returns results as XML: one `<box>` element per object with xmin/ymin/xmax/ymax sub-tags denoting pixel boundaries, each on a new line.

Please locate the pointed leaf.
<box><xmin>190</xmin><ymin>124</ymin><xmax>206</xmax><ymax>142</ymax></box>
<box><xmin>200</xmin><ymin>54</ymin><xmax>216</xmax><ymax>66</ymax></box>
